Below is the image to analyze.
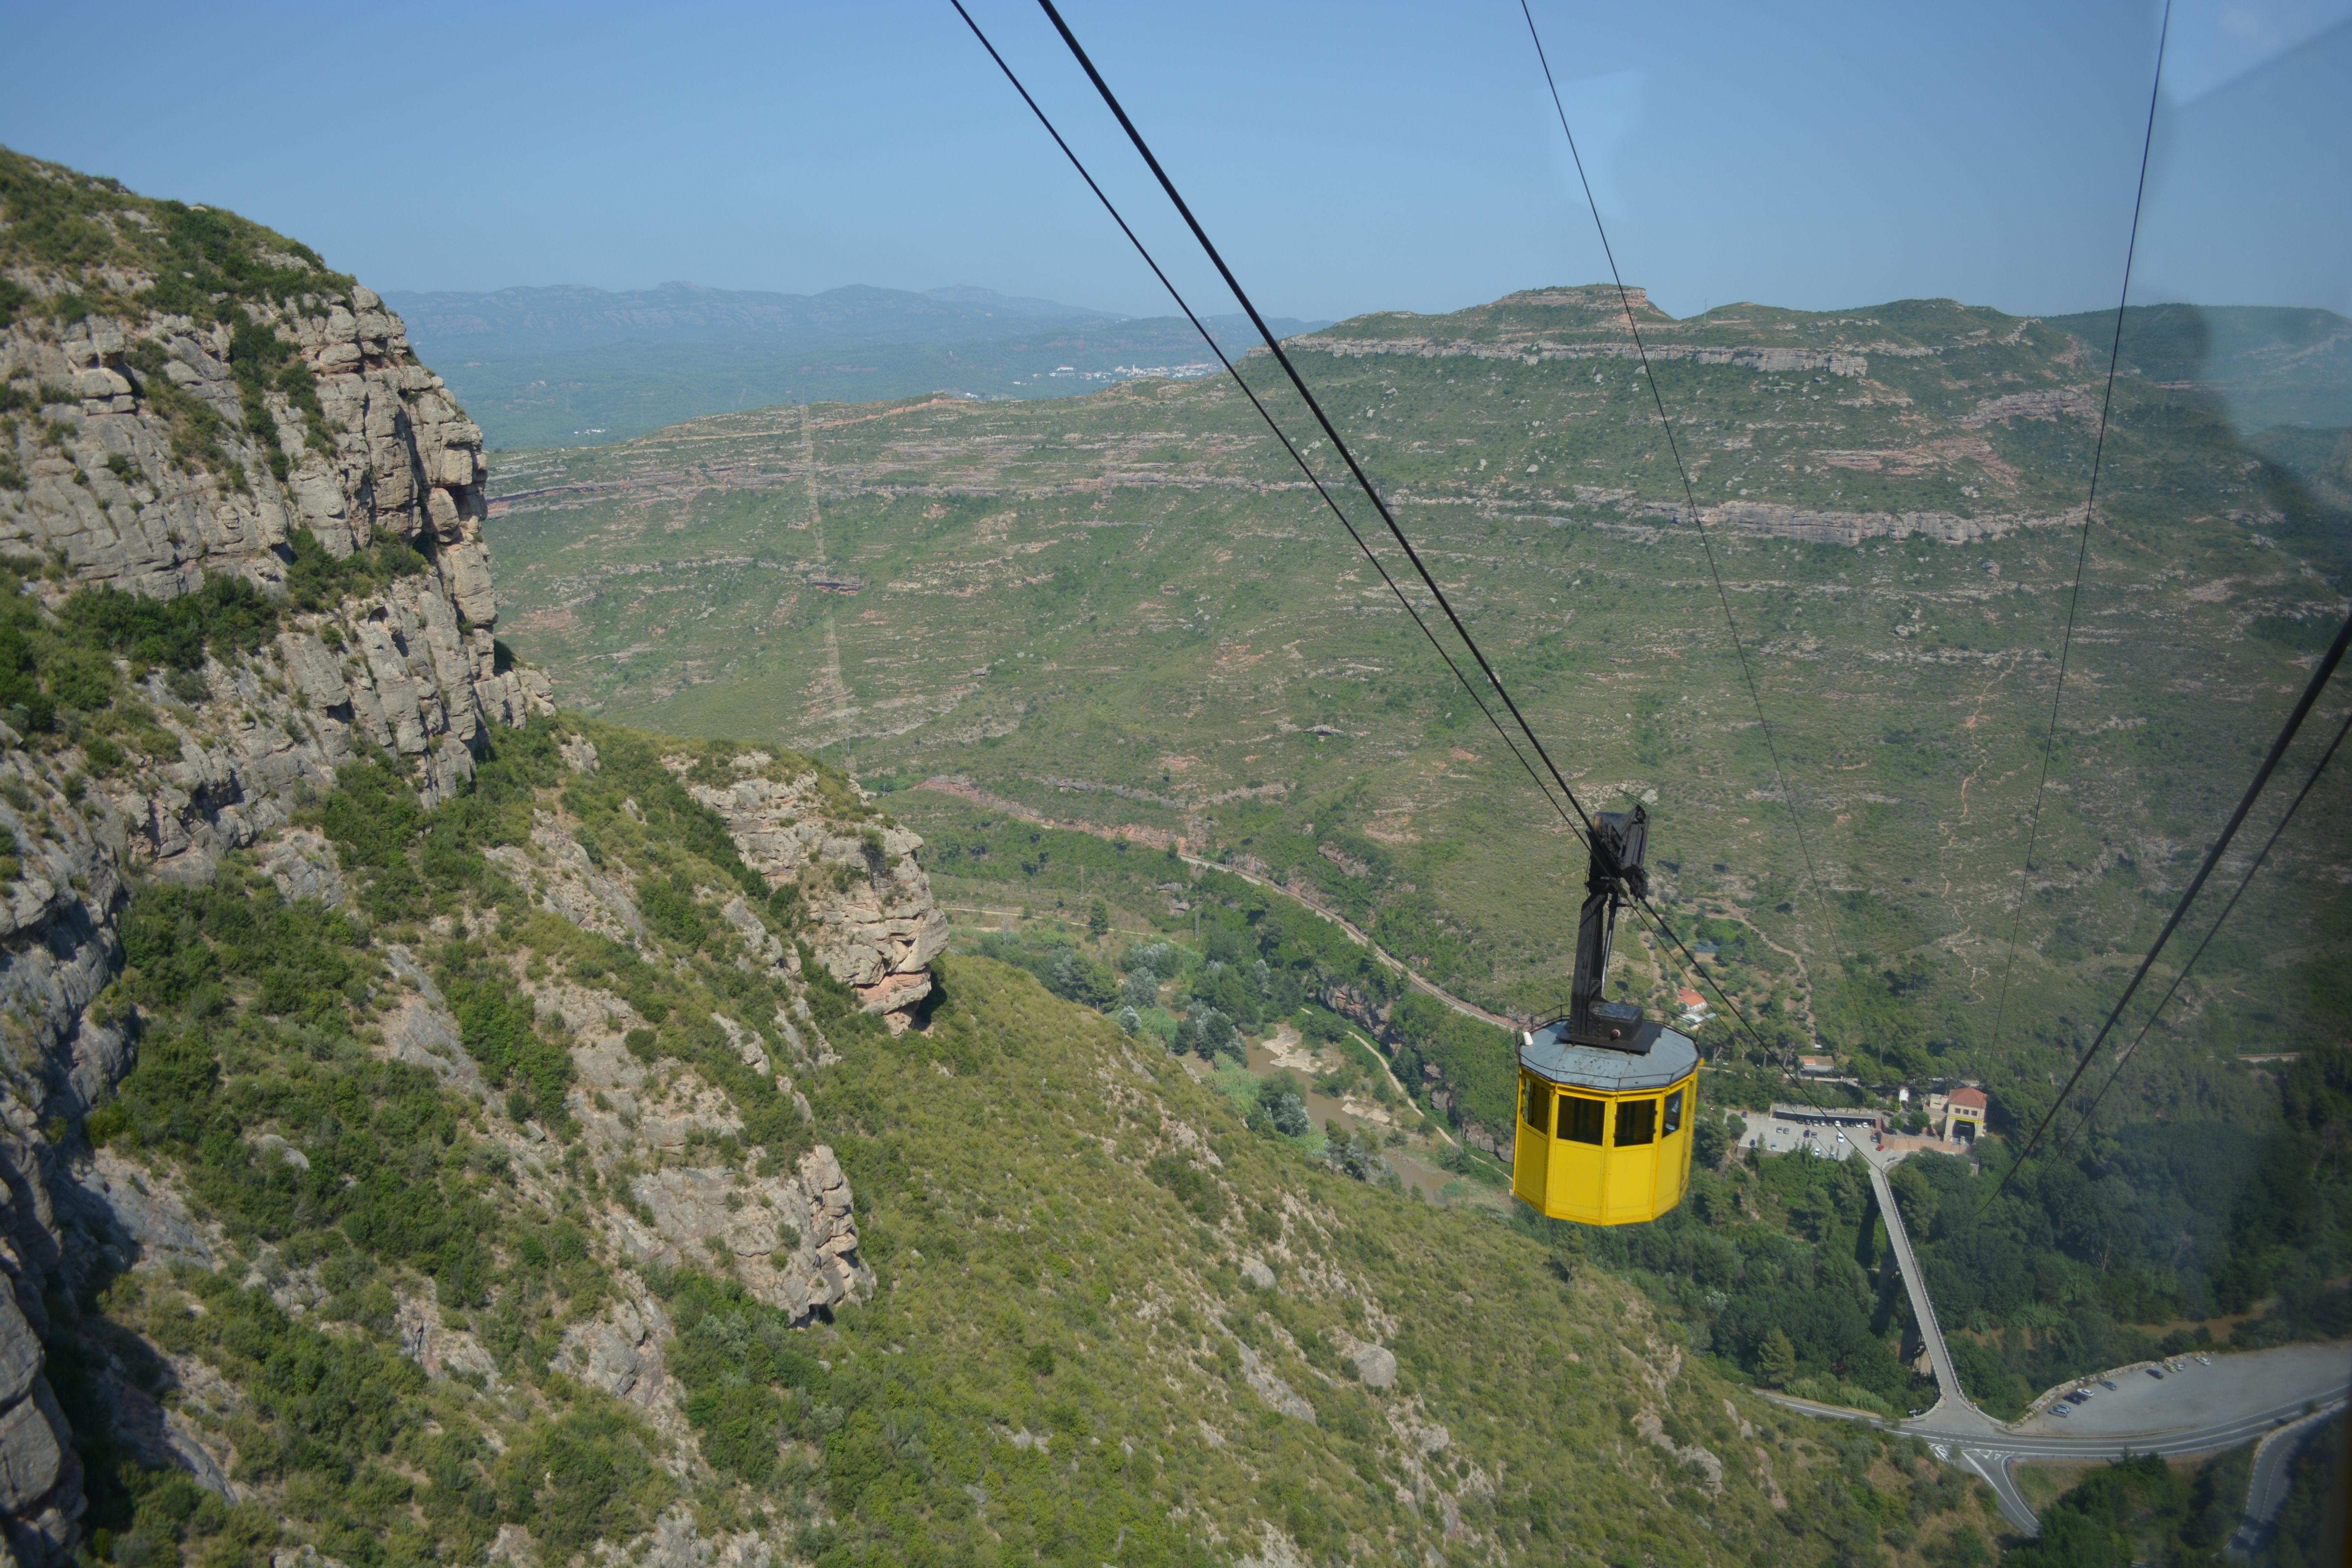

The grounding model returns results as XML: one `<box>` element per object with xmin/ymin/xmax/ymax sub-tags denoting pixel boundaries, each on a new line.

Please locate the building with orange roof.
<box><xmin>1939</xmin><ymin>1085</ymin><xmax>1988</xmax><ymax>1143</ymax></box>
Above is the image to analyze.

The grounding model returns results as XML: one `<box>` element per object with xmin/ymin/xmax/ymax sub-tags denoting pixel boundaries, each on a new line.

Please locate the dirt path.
<box><xmin>1682</xmin><ymin>904</ymin><xmax>1818</xmax><ymax>1030</ymax></box>
<box><xmin>1176</xmin><ymin>854</ymin><xmax>1518</xmax><ymax>1031</ymax></box>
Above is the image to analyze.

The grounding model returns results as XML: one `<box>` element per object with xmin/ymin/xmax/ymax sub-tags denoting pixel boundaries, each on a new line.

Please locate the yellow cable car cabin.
<box><xmin>1514</xmin><ymin>1023</ymin><xmax>1699</xmax><ymax>1225</ymax></box>
<box><xmin>1510</xmin><ymin>804</ymin><xmax>1701</xmax><ymax>1226</ymax></box>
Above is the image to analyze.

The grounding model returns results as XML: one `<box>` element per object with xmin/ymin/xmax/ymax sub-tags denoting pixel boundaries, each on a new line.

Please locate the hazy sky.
<box><xmin>2</xmin><ymin>0</ymin><xmax>2346</xmax><ymax>324</ymax></box>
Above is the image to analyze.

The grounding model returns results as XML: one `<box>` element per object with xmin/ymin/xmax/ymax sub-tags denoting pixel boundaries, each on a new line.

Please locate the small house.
<box><xmin>1939</xmin><ymin>1085</ymin><xmax>1987</xmax><ymax>1143</ymax></box>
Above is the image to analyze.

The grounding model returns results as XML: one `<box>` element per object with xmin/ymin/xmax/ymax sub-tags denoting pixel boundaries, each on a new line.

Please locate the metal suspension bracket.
<box><xmin>1568</xmin><ymin>805</ymin><xmax>1650</xmax><ymax>1049</ymax></box>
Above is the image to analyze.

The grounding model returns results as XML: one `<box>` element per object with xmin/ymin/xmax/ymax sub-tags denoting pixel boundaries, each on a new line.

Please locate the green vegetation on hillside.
<box><xmin>50</xmin><ymin>688</ymin><xmax>2016</xmax><ymax>1566</ymax></box>
<box><xmin>60</xmin><ymin>706</ymin><xmax>928</xmax><ymax>1566</ymax></box>
<box><xmin>778</xmin><ymin>953</ymin><xmax>1998</xmax><ymax>1566</ymax></box>
<box><xmin>2250</xmin><ymin>1415</ymin><xmax>2347</xmax><ymax>1568</ymax></box>
<box><xmin>1902</xmin><ymin>1061</ymin><xmax>2352</xmax><ymax>1413</ymax></box>
<box><xmin>2043</xmin><ymin>303</ymin><xmax>2352</xmax><ymax>429</ymax></box>
<box><xmin>474</xmin><ymin>281</ymin><xmax>2352</xmax><ymax>1402</ymax></box>
<box><xmin>1579</xmin><ymin>1045</ymin><xmax>2352</xmax><ymax>1423</ymax></box>
<box><xmin>2002</xmin><ymin>1450</ymin><xmax>2251</xmax><ymax>1568</ymax></box>
<box><xmin>0</xmin><ymin>559</ymin><xmax>399</xmax><ymax>803</ymax></box>
<box><xmin>1566</xmin><ymin>1132</ymin><xmax>1937</xmax><ymax>1417</ymax></box>
<box><xmin>0</xmin><ymin>147</ymin><xmax>354</xmax><ymax>326</ymax></box>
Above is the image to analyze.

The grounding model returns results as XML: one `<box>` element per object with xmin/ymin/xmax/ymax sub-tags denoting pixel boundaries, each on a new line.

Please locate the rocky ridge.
<box><xmin>1292</xmin><ymin>334</ymin><xmax>1866</xmax><ymax>377</ymax></box>
<box><xmin>0</xmin><ymin>161</ymin><xmax>934</xmax><ymax>1563</ymax></box>
<box><xmin>1</xmin><ymin>243</ymin><xmax>554</xmax><ymax>1559</ymax></box>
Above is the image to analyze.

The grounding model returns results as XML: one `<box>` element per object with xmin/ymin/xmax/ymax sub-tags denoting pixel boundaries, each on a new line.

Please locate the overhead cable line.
<box><xmin>1031</xmin><ymin>0</ymin><xmax>1616</xmax><ymax>855</ymax></box>
<box><xmin>1512</xmin><ymin>3</ymin><xmax>1881</xmax><ymax>1126</ymax></box>
<box><xmin>2058</xmin><ymin>700</ymin><xmax>2352</xmax><ymax>1155</ymax></box>
<box><xmin>1517</xmin><ymin>0</ymin><xmax>1824</xmax><ymax>911</ymax></box>
<box><xmin>1987</xmin><ymin>0</ymin><xmax>2176</xmax><ymax>1059</ymax></box>
<box><xmin>945</xmin><ymin>0</ymin><xmax>1590</xmax><ymax>864</ymax></box>
<box><xmin>986</xmin><ymin>0</ymin><xmax>1812</xmax><ymax>1082</ymax></box>
<box><xmin>1988</xmin><ymin>603</ymin><xmax>2352</xmax><ymax>1204</ymax></box>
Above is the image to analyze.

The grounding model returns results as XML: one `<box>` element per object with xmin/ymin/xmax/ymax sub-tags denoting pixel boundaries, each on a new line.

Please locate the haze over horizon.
<box><xmin>1</xmin><ymin>0</ymin><xmax>2347</xmax><ymax>327</ymax></box>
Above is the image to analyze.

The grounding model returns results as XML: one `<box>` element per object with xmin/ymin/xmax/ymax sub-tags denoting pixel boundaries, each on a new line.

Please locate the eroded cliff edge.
<box><xmin>0</xmin><ymin>151</ymin><xmax>939</xmax><ymax>1563</ymax></box>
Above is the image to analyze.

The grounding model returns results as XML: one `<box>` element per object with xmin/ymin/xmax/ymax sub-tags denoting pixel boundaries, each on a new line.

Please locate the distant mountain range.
<box><xmin>383</xmin><ymin>282</ymin><xmax>1332</xmax><ymax>448</ymax></box>
<box><xmin>382</xmin><ymin>282</ymin><xmax>1128</xmax><ymax>356</ymax></box>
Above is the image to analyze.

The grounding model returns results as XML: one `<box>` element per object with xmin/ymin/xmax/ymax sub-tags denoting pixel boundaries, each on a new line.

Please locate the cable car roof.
<box><xmin>1520</xmin><ymin>1020</ymin><xmax>1699</xmax><ymax>1094</ymax></box>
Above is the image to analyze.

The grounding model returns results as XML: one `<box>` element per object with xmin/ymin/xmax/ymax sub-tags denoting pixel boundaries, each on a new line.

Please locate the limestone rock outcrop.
<box><xmin>615</xmin><ymin>1146</ymin><xmax>871</xmax><ymax>1326</ymax></box>
<box><xmin>0</xmin><ymin>163</ymin><xmax>897</xmax><ymax>1560</ymax></box>
<box><xmin>1294</xmin><ymin>333</ymin><xmax>1866</xmax><ymax>377</ymax></box>
<box><xmin>683</xmin><ymin>768</ymin><xmax>948</xmax><ymax>1028</ymax></box>
<box><xmin>0</xmin><ymin>221</ymin><xmax>554</xmax><ymax>1561</ymax></box>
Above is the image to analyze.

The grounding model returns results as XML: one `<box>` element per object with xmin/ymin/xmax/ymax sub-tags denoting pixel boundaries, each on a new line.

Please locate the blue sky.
<box><xmin>2</xmin><ymin>0</ymin><xmax>2345</xmax><ymax>323</ymax></box>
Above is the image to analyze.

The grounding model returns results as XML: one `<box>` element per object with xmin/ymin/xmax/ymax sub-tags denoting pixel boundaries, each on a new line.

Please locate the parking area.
<box><xmin>2017</xmin><ymin>1342</ymin><xmax>2352</xmax><ymax>1437</ymax></box>
<box><xmin>1738</xmin><ymin>1109</ymin><xmax>1866</xmax><ymax>1161</ymax></box>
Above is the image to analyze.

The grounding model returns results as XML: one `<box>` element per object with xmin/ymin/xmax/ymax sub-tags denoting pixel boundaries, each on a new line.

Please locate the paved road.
<box><xmin>1861</xmin><ymin>1157</ymin><xmax>1991</xmax><ymax>1431</ymax></box>
<box><xmin>1791</xmin><ymin>1148</ymin><xmax>2352</xmax><ymax>1537</ymax></box>
<box><xmin>1767</xmin><ymin>1373</ymin><xmax>2350</xmax><ymax>1538</ymax></box>
<box><xmin>2233</xmin><ymin>1403</ymin><xmax>2346</xmax><ymax>1559</ymax></box>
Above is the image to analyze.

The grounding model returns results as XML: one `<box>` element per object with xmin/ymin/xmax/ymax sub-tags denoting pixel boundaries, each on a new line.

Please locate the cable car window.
<box><xmin>1662</xmin><ymin>1089</ymin><xmax>1684</xmax><ymax>1136</ymax></box>
<box><xmin>1524</xmin><ymin>1079</ymin><xmax>1550</xmax><ymax>1131</ymax></box>
<box><xmin>1616</xmin><ymin>1098</ymin><xmax>1657</xmax><ymax>1147</ymax></box>
<box><xmin>1556</xmin><ymin>1095</ymin><xmax>1604</xmax><ymax>1145</ymax></box>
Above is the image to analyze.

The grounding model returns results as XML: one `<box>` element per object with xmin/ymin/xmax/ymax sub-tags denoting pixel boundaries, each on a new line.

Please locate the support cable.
<box><xmin>974</xmin><ymin>0</ymin><xmax>1824</xmax><ymax>1092</ymax></box>
<box><xmin>946</xmin><ymin>0</ymin><xmax>1589</xmax><ymax>864</ymax></box>
<box><xmin>1987</xmin><ymin>0</ymin><xmax>2175</xmax><ymax>1058</ymax></box>
<box><xmin>1988</xmin><ymin>604</ymin><xmax>2352</xmax><ymax>1204</ymax></box>
<box><xmin>2058</xmin><ymin>701</ymin><xmax>2351</xmax><ymax>1154</ymax></box>
<box><xmin>1517</xmin><ymin>0</ymin><xmax>1823</xmax><ymax>906</ymax></box>
<box><xmin>1033</xmin><ymin>0</ymin><xmax>1614</xmax><ymax>853</ymax></box>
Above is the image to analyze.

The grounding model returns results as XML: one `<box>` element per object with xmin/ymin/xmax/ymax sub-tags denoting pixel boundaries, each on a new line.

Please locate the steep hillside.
<box><xmin>2043</xmin><ymin>303</ymin><xmax>2352</xmax><ymax>430</ymax></box>
<box><xmin>0</xmin><ymin>150</ymin><xmax>2010</xmax><ymax>1568</ymax></box>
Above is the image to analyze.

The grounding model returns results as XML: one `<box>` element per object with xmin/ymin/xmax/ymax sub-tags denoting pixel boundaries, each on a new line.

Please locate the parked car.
<box><xmin>2196</xmin><ymin>1356</ymin><xmax>2212</xmax><ymax>1367</ymax></box>
<box><xmin>2148</xmin><ymin>1368</ymin><xmax>2165</xmax><ymax>1379</ymax></box>
<box><xmin>2064</xmin><ymin>1391</ymin><xmax>2091</xmax><ymax>1405</ymax></box>
<box><xmin>2100</xmin><ymin>1379</ymin><xmax>2118</xmax><ymax>1390</ymax></box>
<box><xmin>2051</xmin><ymin>1404</ymin><xmax>2071</xmax><ymax>1417</ymax></box>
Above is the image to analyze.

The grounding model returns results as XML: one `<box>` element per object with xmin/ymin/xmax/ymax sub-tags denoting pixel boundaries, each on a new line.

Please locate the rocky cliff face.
<box><xmin>0</xmin><ymin>156</ymin><xmax>919</xmax><ymax>1564</ymax></box>
<box><xmin>0</xmin><ymin>233</ymin><xmax>553</xmax><ymax>1559</ymax></box>
<box><xmin>685</xmin><ymin>768</ymin><xmax>949</xmax><ymax>1029</ymax></box>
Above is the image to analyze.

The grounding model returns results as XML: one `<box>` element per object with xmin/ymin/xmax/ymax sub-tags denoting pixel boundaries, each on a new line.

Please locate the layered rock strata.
<box><xmin>0</xmin><ymin>269</ymin><xmax>552</xmax><ymax>1559</ymax></box>
<box><xmin>1294</xmin><ymin>334</ymin><xmax>1867</xmax><ymax>377</ymax></box>
<box><xmin>0</xmin><ymin>160</ymin><xmax>924</xmax><ymax>1562</ymax></box>
<box><xmin>684</xmin><ymin>767</ymin><xmax>949</xmax><ymax>1029</ymax></box>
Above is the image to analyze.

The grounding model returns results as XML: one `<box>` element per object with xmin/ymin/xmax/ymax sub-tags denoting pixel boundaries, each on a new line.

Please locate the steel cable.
<box><xmin>1033</xmin><ymin>0</ymin><xmax>1621</xmax><ymax>858</ymax></box>
<box><xmin>1517</xmin><ymin>0</ymin><xmax>1824</xmax><ymax>909</ymax></box>
<box><xmin>1988</xmin><ymin>603</ymin><xmax>2352</xmax><ymax>1203</ymax></box>
<box><xmin>971</xmin><ymin>0</ymin><xmax>1833</xmax><ymax>1086</ymax></box>
<box><xmin>2057</xmin><ymin>701</ymin><xmax>2351</xmax><ymax>1155</ymax></box>
<box><xmin>946</xmin><ymin>0</ymin><xmax>1592</xmax><ymax>868</ymax></box>
<box><xmin>1987</xmin><ymin>0</ymin><xmax>2176</xmax><ymax>1060</ymax></box>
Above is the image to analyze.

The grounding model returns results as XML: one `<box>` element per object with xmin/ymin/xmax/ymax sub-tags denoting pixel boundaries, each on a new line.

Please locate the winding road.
<box><xmin>1776</xmin><ymin>1137</ymin><xmax>2352</xmax><ymax>1539</ymax></box>
<box><xmin>2233</xmin><ymin>1404</ymin><xmax>2343</xmax><ymax>1559</ymax></box>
